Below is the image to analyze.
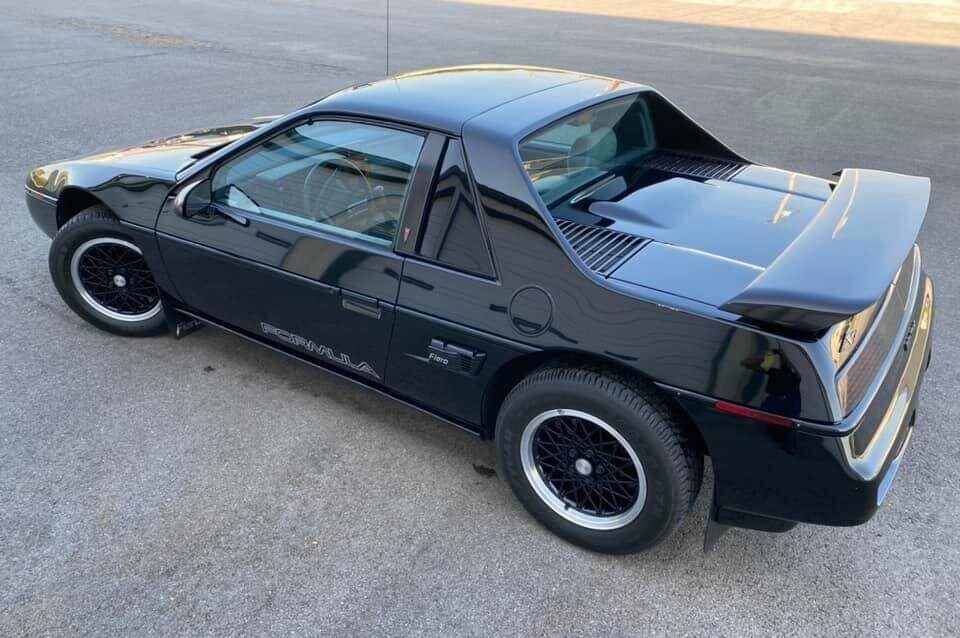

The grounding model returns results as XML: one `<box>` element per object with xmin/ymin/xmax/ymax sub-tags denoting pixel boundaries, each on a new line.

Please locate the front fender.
<box><xmin>26</xmin><ymin>159</ymin><xmax>176</xmax><ymax>232</ymax></box>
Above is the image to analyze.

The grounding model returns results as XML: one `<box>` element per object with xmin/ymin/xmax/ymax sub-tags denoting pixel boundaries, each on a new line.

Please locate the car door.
<box><xmin>390</xmin><ymin>138</ymin><xmax>533</xmax><ymax>427</ymax></box>
<box><xmin>156</xmin><ymin>117</ymin><xmax>428</xmax><ymax>382</ymax></box>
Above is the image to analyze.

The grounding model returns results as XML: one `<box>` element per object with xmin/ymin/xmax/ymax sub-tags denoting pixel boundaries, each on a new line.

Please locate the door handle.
<box><xmin>341</xmin><ymin>291</ymin><xmax>381</xmax><ymax>319</ymax></box>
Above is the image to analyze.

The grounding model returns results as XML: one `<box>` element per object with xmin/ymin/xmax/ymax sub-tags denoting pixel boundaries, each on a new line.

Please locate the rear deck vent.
<box><xmin>641</xmin><ymin>151</ymin><xmax>747</xmax><ymax>181</ymax></box>
<box><xmin>555</xmin><ymin>219</ymin><xmax>647</xmax><ymax>276</ymax></box>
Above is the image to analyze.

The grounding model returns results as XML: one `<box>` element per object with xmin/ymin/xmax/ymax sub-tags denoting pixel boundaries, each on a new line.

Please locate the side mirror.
<box><xmin>173</xmin><ymin>179</ymin><xmax>211</xmax><ymax>218</ymax></box>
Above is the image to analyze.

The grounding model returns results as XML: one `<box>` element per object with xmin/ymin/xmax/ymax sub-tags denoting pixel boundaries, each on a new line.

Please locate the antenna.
<box><xmin>386</xmin><ymin>0</ymin><xmax>390</xmax><ymax>77</ymax></box>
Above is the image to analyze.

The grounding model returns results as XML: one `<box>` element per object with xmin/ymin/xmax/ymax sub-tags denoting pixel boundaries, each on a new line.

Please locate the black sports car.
<box><xmin>25</xmin><ymin>66</ymin><xmax>935</xmax><ymax>552</ymax></box>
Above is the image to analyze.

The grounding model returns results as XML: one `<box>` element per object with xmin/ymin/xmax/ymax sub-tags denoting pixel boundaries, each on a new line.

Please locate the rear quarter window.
<box><xmin>416</xmin><ymin>139</ymin><xmax>495</xmax><ymax>277</ymax></box>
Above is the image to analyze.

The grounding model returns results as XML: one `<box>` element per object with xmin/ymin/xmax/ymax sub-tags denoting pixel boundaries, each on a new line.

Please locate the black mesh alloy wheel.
<box><xmin>497</xmin><ymin>366</ymin><xmax>702</xmax><ymax>553</ymax></box>
<box><xmin>49</xmin><ymin>206</ymin><xmax>167</xmax><ymax>336</ymax></box>
<box><xmin>70</xmin><ymin>237</ymin><xmax>161</xmax><ymax>321</ymax></box>
<box><xmin>521</xmin><ymin>409</ymin><xmax>646</xmax><ymax>529</ymax></box>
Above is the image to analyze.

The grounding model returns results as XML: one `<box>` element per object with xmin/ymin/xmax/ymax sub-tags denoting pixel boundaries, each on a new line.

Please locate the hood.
<box><xmin>78</xmin><ymin>117</ymin><xmax>277</xmax><ymax>175</ymax></box>
<box><xmin>28</xmin><ymin>117</ymin><xmax>277</xmax><ymax>195</ymax></box>
<box><xmin>601</xmin><ymin>165</ymin><xmax>834</xmax><ymax>308</ymax></box>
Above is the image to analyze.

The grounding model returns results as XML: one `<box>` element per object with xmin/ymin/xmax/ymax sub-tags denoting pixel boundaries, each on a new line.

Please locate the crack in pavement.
<box><xmin>0</xmin><ymin>52</ymin><xmax>169</xmax><ymax>73</ymax></box>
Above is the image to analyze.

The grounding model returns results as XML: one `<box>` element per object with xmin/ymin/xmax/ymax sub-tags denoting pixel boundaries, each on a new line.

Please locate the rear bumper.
<box><xmin>671</xmin><ymin>272</ymin><xmax>934</xmax><ymax>531</ymax></box>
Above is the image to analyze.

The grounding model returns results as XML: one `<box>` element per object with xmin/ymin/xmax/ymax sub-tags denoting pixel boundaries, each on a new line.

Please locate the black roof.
<box><xmin>314</xmin><ymin>65</ymin><xmax>636</xmax><ymax>135</ymax></box>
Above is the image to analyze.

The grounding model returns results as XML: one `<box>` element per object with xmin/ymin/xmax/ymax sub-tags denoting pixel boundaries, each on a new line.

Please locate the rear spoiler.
<box><xmin>721</xmin><ymin>168</ymin><xmax>929</xmax><ymax>332</ymax></box>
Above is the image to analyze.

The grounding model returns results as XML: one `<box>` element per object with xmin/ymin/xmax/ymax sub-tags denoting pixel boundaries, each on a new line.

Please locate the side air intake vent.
<box><xmin>555</xmin><ymin>219</ymin><xmax>647</xmax><ymax>276</ymax></box>
<box><xmin>641</xmin><ymin>151</ymin><xmax>747</xmax><ymax>181</ymax></box>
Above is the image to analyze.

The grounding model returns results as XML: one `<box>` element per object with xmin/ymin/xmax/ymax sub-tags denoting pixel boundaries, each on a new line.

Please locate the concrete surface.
<box><xmin>0</xmin><ymin>1</ymin><xmax>958</xmax><ymax>636</ymax></box>
<box><xmin>458</xmin><ymin>0</ymin><xmax>960</xmax><ymax>47</ymax></box>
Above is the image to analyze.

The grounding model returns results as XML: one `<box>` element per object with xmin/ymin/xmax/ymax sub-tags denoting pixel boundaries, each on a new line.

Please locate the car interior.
<box><xmin>211</xmin><ymin>121</ymin><xmax>423</xmax><ymax>246</ymax></box>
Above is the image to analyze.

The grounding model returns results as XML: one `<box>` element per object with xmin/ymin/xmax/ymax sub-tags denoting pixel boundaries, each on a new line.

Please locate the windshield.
<box><xmin>519</xmin><ymin>94</ymin><xmax>656</xmax><ymax>213</ymax></box>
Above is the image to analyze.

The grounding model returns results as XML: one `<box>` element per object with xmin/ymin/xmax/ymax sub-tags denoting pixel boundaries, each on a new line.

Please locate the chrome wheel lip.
<box><xmin>69</xmin><ymin>237</ymin><xmax>162</xmax><ymax>323</ymax></box>
<box><xmin>520</xmin><ymin>409</ymin><xmax>647</xmax><ymax>531</ymax></box>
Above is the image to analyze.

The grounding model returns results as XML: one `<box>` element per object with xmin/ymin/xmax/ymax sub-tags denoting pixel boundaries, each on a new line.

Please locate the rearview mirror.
<box><xmin>173</xmin><ymin>179</ymin><xmax>211</xmax><ymax>218</ymax></box>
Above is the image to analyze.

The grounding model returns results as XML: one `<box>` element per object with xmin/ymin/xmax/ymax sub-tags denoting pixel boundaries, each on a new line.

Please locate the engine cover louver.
<box><xmin>641</xmin><ymin>151</ymin><xmax>747</xmax><ymax>181</ymax></box>
<box><xmin>555</xmin><ymin>219</ymin><xmax>647</xmax><ymax>276</ymax></box>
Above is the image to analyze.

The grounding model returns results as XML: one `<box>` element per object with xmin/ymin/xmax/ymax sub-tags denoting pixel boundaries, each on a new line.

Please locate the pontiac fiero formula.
<box><xmin>25</xmin><ymin>66</ymin><xmax>935</xmax><ymax>552</ymax></box>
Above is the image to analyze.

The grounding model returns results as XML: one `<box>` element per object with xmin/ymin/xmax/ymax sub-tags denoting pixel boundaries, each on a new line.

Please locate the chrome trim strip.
<box><xmin>841</xmin><ymin>275</ymin><xmax>933</xmax><ymax>480</ymax></box>
<box><xmin>876</xmin><ymin>428</ymin><xmax>912</xmax><ymax>505</ymax></box>
<box><xmin>25</xmin><ymin>186</ymin><xmax>57</xmax><ymax>203</ymax></box>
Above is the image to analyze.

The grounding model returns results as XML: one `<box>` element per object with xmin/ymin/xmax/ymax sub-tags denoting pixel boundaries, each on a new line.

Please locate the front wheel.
<box><xmin>49</xmin><ymin>206</ymin><xmax>167</xmax><ymax>336</ymax></box>
<box><xmin>496</xmin><ymin>366</ymin><xmax>703</xmax><ymax>553</ymax></box>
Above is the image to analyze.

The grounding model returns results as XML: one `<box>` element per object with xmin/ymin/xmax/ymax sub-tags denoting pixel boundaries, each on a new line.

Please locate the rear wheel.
<box><xmin>49</xmin><ymin>206</ymin><xmax>167</xmax><ymax>336</ymax></box>
<box><xmin>496</xmin><ymin>366</ymin><xmax>702</xmax><ymax>553</ymax></box>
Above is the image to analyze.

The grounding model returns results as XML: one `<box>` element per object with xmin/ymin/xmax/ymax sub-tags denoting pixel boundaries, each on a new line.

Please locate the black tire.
<box><xmin>496</xmin><ymin>366</ymin><xmax>703</xmax><ymax>553</ymax></box>
<box><xmin>49</xmin><ymin>206</ymin><xmax>167</xmax><ymax>337</ymax></box>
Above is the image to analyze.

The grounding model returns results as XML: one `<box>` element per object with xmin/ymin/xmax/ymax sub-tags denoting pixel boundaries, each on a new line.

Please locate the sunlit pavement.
<box><xmin>1</xmin><ymin>1</ymin><xmax>958</xmax><ymax>636</ymax></box>
<box><xmin>458</xmin><ymin>0</ymin><xmax>960</xmax><ymax>47</ymax></box>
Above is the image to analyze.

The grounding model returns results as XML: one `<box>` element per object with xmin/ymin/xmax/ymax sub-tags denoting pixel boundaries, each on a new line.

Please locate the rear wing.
<box><xmin>721</xmin><ymin>168</ymin><xmax>930</xmax><ymax>332</ymax></box>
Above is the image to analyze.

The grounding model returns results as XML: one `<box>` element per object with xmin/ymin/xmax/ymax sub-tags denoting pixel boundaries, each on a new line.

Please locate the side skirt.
<box><xmin>170</xmin><ymin>305</ymin><xmax>484</xmax><ymax>439</ymax></box>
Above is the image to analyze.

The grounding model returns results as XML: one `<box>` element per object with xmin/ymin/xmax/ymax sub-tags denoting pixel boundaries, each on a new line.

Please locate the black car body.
<box><xmin>25</xmin><ymin>66</ymin><xmax>935</xmax><ymax>551</ymax></box>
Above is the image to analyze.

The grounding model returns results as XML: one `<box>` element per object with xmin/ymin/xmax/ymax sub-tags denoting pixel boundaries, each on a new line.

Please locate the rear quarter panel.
<box><xmin>393</xmin><ymin>119</ymin><xmax>831</xmax><ymax>428</ymax></box>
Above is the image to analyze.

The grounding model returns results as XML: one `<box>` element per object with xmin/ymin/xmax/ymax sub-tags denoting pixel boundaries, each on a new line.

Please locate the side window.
<box><xmin>211</xmin><ymin>120</ymin><xmax>424</xmax><ymax>246</ymax></box>
<box><xmin>416</xmin><ymin>139</ymin><xmax>495</xmax><ymax>277</ymax></box>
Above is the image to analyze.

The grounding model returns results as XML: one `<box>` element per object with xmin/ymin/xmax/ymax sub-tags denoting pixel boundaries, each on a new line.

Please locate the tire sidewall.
<box><xmin>49</xmin><ymin>211</ymin><xmax>166</xmax><ymax>336</ymax></box>
<box><xmin>497</xmin><ymin>373</ymin><xmax>688</xmax><ymax>553</ymax></box>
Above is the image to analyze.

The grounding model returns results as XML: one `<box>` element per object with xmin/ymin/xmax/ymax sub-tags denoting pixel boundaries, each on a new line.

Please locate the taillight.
<box><xmin>714</xmin><ymin>401</ymin><xmax>796</xmax><ymax>428</ymax></box>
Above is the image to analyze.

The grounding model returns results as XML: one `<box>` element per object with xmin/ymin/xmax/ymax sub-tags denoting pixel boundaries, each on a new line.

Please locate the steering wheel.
<box><xmin>302</xmin><ymin>156</ymin><xmax>376</xmax><ymax>222</ymax></box>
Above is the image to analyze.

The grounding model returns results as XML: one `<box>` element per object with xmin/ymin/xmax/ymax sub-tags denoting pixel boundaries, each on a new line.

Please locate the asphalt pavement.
<box><xmin>1</xmin><ymin>1</ymin><xmax>958</xmax><ymax>636</ymax></box>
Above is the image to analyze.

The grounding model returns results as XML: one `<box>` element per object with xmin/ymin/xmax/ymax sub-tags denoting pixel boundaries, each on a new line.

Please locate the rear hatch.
<box><xmin>586</xmin><ymin>164</ymin><xmax>929</xmax><ymax>332</ymax></box>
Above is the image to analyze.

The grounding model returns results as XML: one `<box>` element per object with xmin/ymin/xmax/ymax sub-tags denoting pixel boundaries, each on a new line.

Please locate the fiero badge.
<box><xmin>260</xmin><ymin>322</ymin><xmax>380</xmax><ymax>379</ymax></box>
